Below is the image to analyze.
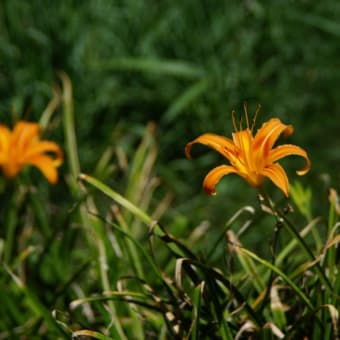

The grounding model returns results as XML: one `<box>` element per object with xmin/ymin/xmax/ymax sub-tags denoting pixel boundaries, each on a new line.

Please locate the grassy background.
<box><xmin>1</xmin><ymin>0</ymin><xmax>340</xmax><ymax>222</ymax></box>
<box><xmin>2</xmin><ymin>0</ymin><xmax>340</xmax><ymax>170</ymax></box>
<box><xmin>0</xmin><ymin>1</ymin><xmax>340</xmax><ymax>338</ymax></box>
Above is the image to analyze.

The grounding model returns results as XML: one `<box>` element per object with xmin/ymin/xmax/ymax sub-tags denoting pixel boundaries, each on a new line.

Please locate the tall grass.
<box><xmin>0</xmin><ymin>75</ymin><xmax>339</xmax><ymax>339</ymax></box>
<box><xmin>0</xmin><ymin>1</ymin><xmax>339</xmax><ymax>338</ymax></box>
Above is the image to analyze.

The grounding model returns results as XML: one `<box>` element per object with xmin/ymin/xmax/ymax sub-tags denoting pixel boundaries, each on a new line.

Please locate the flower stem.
<box><xmin>258</xmin><ymin>187</ymin><xmax>332</xmax><ymax>292</ymax></box>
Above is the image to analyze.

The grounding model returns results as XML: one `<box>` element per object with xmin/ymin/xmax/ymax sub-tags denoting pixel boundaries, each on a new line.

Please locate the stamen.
<box><xmin>251</xmin><ymin>104</ymin><xmax>261</xmax><ymax>132</ymax></box>
<box><xmin>243</xmin><ymin>102</ymin><xmax>250</xmax><ymax>129</ymax></box>
<box><xmin>239</xmin><ymin>116</ymin><xmax>243</xmax><ymax>130</ymax></box>
<box><xmin>231</xmin><ymin>110</ymin><xmax>238</xmax><ymax>132</ymax></box>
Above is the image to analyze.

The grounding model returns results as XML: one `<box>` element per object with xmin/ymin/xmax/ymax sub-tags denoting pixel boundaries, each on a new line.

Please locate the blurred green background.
<box><xmin>1</xmin><ymin>0</ymin><xmax>340</xmax><ymax>226</ymax></box>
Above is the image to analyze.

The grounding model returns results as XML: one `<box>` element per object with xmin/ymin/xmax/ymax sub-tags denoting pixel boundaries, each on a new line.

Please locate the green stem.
<box><xmin>257</xmin><ymin>217</ymin><xmax>283</xmax><ymax>316</ymax></box>
<box><xmin>259</xmin><ymin>188</ymin><xmax>332</xmax><ymax>292</ymax></box>
<box><xmin>4</xmin><ymin>186</ymin><xmax>20</xmax><ymax>264</ymax></box>
<box><xmin>280</xmin><ymin>213</ymin><xmax>332</xmax><ymax>291</ymax></box>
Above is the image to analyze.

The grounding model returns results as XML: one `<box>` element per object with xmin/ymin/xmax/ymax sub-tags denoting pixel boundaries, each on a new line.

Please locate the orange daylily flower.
<box><xmin>185</xmin><ymin>116</ymin><xmax>311</xmax><ymax>197</ymax></box>
<box><xmin>0</xmin><ymin>121</ymin><xmax>63</xmax><ymax>184</ymax></box>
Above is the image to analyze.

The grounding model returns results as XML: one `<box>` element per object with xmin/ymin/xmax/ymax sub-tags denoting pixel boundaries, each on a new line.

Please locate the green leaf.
<box><xmin>238</xmin><ymin>247</ymin><xmax>314</xmax><ymax>311</ymax></box>
<box><xmin>72</xmin><ymin>330</ymin><xmax>114</xmax><ymax>340</ymax></box>
<box><xmin>92</xmin><ymin>58</ymin><xmax>205</xmax><ymax>79</ymax></box>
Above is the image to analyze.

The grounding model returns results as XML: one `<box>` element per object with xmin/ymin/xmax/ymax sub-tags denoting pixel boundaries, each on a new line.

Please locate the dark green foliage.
<box><xmin>0</xmin><ymin>1</ymin><xmax>340</xmax><ymax>338</ymax></box>
<box><xmin>1</xmin><ymin>1</ymin><xmax>340</xmax><ymax>187</ymax></box>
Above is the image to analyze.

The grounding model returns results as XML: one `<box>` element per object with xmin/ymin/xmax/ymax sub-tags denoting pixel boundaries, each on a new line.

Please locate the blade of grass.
<box><xmin>111</xmin><ymin>205</ymin><xmax>145</xmax><ymax>279</ymax></box>
<box><xmin>270</xmin><ymin>285</ymin><xmax>287</xmax><ymax>329</ymax></box>
<box><xmin>260</xmin><ymin>189</ymin><xmax>333</xmax><ymax>293</ymax></box>
<box><xmin>288</xmin><ymin>10</ymin><xmax>340</xmax><ymax>37</ymax></box>
<box><xmin>39</xmin><ymin>86</ymin><xmax>60</xmax><ymax>131</ymax></box>
<box><xmin>72</xmin><ymin>330</ymin><xmax>114</xmax><ymax>340</ymax></box>
<box><xmin>163</xmin><ymin>78</ymin><xmax>211</xmax><ymax>123</ymax></box>
<box><xmin>0</xmin><ymin>288</ymin><xmax>26</xmax><ymax>327</ymax></box>
<box><xmin>86</xmin><ymin>212</ymin><xmax>165</xmax><ymax>284</ymax></box>
<box><xmin>93</xmin><ymin>58</ymin><xmax>205</xmax><ymax>79</ymax></box>
<box><xmin>79</xmin><ymin>174</ymin><xmax>152</xmax><ymax>225</ymax></box>
<box><xmin>60</xmin><ymin>72</ymin><xmax>128</xmax><ymax>340</ymax></box>
<box><xmin>26</xmin><ymin>185</ymin><xmax>50</xmax><ymax>238</ymax></box>
<box><xmin>3</xmin><ymin>186</ymin><xmax>21</xmax><ymax>264</ymax></box>
<box><xmin>125</xmin><ymin>122</ymin><xmax>156</xmax><ymax>203</ymax></box>
<box><xmin>5</xmin><ymin>266</ymin><xmax>69</xmax><ymax>338</ymax></box>
<box><xmin>59</xmin><ymin>71</ymin><xmax>80</xmax><ymax>190</ymax></box>
<box><xmin>124</xmin><ymin>122</ymin><xmax>158</xmax><ymax>239</ymax></box>
<box><xmin>280</xmin><ymin>213</ymin><xmax>333</xmax><ymax>292</ymax></box>
<box><xmin>207</xmin><ymin>206</ymin><xmax>255</xmax><ymax>260</ymax></box>
<box><xmin>175</xmin><ymin>257</ymin><xmax>264</xmax><ymax>326</ymax></box>
<box><xmin>189</xmin><ymin>282</ymin><xmax>204</xmax><ymax>340</ymax></box>
<box><xmin>70</xmin><ymin>291</ymin><xmax>160</xmax><ymax>312</ymax></box>
<box><xmin>227</xmin><ymin>230</ymin><xmax>265</xmax><ymax>293</ymax></box>
<box><xmin>85</xmin><ymin>209</ymin><xmax>184</xmax><ymax>328</ymax></box>
<box><xmin>93</xmin><ymin>147</ymin><xmax>116</xmax><ymax>180</ymax></box>
<box><xmin>326</xmin><ymin>189</ymin><xmax>339</xmax><ymax>282</ymax></box>
<box><xmin>320</xmin><ymin>304</ymin><xmax>339</xmax><ymax>340</ymax></box>
<box><xmin>275</xmin><ymin>217</ymin><xmax>321</xmax><ymax>267</ymax></box>
<box><xmin>237</xmin><ymin>246</ymin><xmax>314</xmax><ymax>311</ymax></box>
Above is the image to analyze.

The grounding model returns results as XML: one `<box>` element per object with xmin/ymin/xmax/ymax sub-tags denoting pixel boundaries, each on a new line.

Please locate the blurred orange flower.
<box><xmin>185</xmin><ymin>116</ymin><xmax>310</xmax><ymax>197</ymax></box>
<box><xmin>0</xmin><ymin>121</ymin><xmax>63</xmax><ymax>184</ymax></box>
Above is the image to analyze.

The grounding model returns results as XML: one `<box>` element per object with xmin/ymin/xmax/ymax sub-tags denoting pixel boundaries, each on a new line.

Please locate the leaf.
<box><xmin>237</xmin><ymin>247</ymin><xmax>314</xmax><ymax>311</ymax></box>
<box><xmin>163</xmin><ymin>78</ymin><xmax>211</xmax><ymax>123</ymax></box>
<box><xmin>72</xmin><ymin>330</ymin><xmax>114</xmax><ymax>340</ymax></box>
<box><xmin>189</xmin><ymin>282</ymin><xmax>205</xmax><ymax>340</ymax></box>
<box><xmin>93</xmin><ymin>58</ymin><xmax>205</xmax><ymax>79</ymax></box>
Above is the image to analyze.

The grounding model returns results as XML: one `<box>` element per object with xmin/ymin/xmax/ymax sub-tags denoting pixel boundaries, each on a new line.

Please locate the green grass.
<box><xmin>0</xmin><ymin>86</ymin><xmax>339</xmax><ymax>338</ymax></box>
<box><xmin>0</xmin><ymin>1</ymin><xmax>340</xmax><ymax>338</ymax></box>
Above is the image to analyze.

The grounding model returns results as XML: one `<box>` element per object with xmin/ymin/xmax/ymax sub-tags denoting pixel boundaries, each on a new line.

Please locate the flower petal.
<box><xmin>232</xmin><ymin>129</ymin><xmax>255</xmax><ymax>170</ymax></box>
<box><xmin>262</xmin><ymin>163</ymin><xmax>289</xmax><ymax>196</ymax></box>
<box><xmin>0</xmin><ymin>125</ymin><xmax>11</xmax><ymax>163</ymax></box>
<box><xmin>26</xmin><ymin>154</ymin><xmax>60</xmax><ymax>184</ymax></box>
<box><xmin>269</xmin><ymin>144</ymin><xmax>311</xmax><ymax>175</ymax></box>
<box><xmin>254</xmin><ymin>118</ymin><xmax>293</xmax><ymax>154</ymax></box>
<box><xmin>12</xmin><ymin>122</ymin><xmax>40</xmax><ymax>154</ymax></box>
<box><xmin>202</xmin><ymin>164</ymin><xmax>238</xmax><ymax>195</ymax></box>
<box><xmin>185</xmin><ymin>133</ymin><xmax>236</xmax><ymax>162</ymax></box>
<box><xmin>2</xmin><ymin>161</ymin><xmax>21</xmax><ymax>178</ymax></box>
<box><xmin>22</xmin><ymin>141</ymin><xmax>63</xmax><ymax>166</ymax></box>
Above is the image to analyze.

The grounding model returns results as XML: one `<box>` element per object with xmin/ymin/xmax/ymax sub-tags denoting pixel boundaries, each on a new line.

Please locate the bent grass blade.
<box><xmin>237</xmin><ymin>247</ymin><xmax>314</xmax><ymax>311</ymax></box>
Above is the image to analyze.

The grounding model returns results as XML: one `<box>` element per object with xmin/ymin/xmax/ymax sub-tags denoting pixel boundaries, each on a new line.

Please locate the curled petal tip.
<box><xmin>296</xmin><ymin>167</ymin><xmax>310</xmax><ymax>176</ymax></box>
<box><xmin>184</xmin><ymin>143</ymin><xmax>192</xmax><ymax>159</ymax></box>
<box><xmin>284</xmin><ymin>125</ymin><xmax>294</xmax><ymax>138</ymax></box>
<box><xmin>203</xmin><ymin>165</ymin><xmax>238</xmax><ymax>196</ymax></box>
<box><xmin>296</xmin><ymin>157</ymin><xmax>311</xmax><ymax>176</ymax></box>
<box><xmin>203</xmin><ymin>186</ymin><xmax>216</xmax><ymax>196</ymax></box>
